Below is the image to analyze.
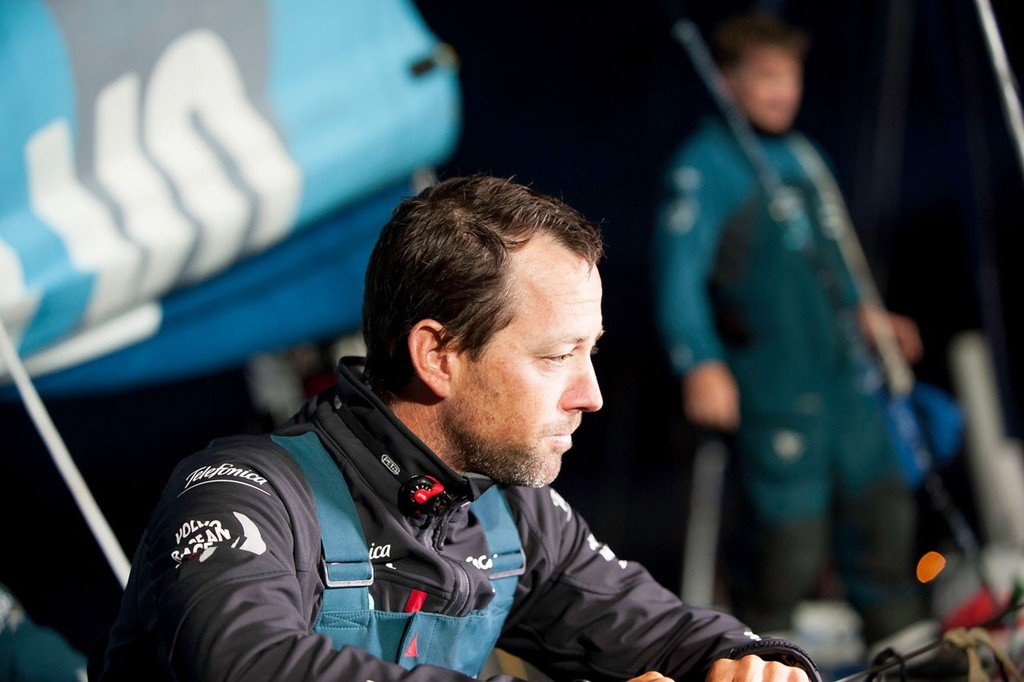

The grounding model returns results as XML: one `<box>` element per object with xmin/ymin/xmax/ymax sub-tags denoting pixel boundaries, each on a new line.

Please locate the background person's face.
<box><xmin>724</xmin><ymin>45</ymin><xmax>803</xmax><ymax>134</ymax></box>
<box><xmin>439</xmin><ymin>234</ymin><xmax>604</xmax><ymax>487</ymax></box>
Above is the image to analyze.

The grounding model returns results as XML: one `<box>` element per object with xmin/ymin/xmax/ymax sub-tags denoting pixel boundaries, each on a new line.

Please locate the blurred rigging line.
<box><xmin>974</xmin><ymin>0</ymin><xmax>1024</xmax><ymax>183</ymax></box>
<box><xmin>925</xmin><ymin>1</ymin><xmax>1019</xmax><ymax>438</ymax></box>
<box><xmin>855</xmin><ymin>0</ymin><xmax>915</xmax><ymax>296</ymax></box>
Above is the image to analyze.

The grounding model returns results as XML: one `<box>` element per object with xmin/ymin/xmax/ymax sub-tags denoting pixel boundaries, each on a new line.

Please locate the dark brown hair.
<box><xmin>362</xmin><ymin>175</ymin><xmax>604</xmax><ymax>401</ymax></box>
<box><xmin>712</xmin><ymin>10</ymin><xmax>809</xmax><ymax>69</ymax></box>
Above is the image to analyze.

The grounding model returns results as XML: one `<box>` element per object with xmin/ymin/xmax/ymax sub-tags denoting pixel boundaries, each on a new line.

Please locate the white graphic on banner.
<box><xmin>95</xmin><ymin>73</ymin><xmax>194</xmax><ymax>300</ymax></box>
<box><xmin>26</xmin><ymin>120</ymin><xmax>143</xmax><ymax>328</ymax></box>
<box><xmin>12</xmin><ymin>27</ymin><xmax>302</xmax><ymax>370</ymax></box>
<box><xmin>0</xmin><ymin>243</ymin><xmax>37</xmax><ymax>351</ymax></box>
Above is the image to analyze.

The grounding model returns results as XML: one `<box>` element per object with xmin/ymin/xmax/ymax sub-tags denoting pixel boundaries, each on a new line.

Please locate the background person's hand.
<box><xmin>886</xmin><ymin>311</ymin><xmax>924</xmax><ymax>364</ymax></box>
<box><xmin>857</xmin><ymin>305</ymin><xmax>924</xmax><ymax>364</ymax></box>
<box><xmin>706</xmin><ymin>655</ymin><xmax>811</xmax><ymax>681</ymax></box>
<box><xmin>682</xmin><ymin>361</ymin><xmax>740</xmax><ymax>431</ymax></box>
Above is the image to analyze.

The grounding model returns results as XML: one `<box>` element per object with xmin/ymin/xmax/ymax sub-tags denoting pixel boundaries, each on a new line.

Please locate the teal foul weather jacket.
<box><xmin>652</xmin><ymin>118</ymin><xmax>913</xmax><ymax>526</ymax></box>
<box><xmin>653</xmin><ymin>118</ymin><xmax>864</xmax><ymax>415</ymax></box>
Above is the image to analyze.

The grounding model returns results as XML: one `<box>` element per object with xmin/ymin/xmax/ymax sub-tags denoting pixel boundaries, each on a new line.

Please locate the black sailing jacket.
<box><xmin>93</xmin><ymin>358</ymin><xmax>820</xmax><ymax>682</ymax></box>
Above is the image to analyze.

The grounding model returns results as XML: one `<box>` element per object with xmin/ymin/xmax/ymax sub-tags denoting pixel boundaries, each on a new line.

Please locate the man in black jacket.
<box><xmin>92</xmin><ymin>175</ymin><xmax>820</xmax><ymax>681</ymax></box>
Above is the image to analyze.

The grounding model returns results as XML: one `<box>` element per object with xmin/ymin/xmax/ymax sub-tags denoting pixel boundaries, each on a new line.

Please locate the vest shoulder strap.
<box><xmin>271</xmin><ymin>432</ymin><xmax>373</xmax><ymax>599</ymax></box>
<box><xmin>272</xmin><ymin>431</ymin><xmax>524</xmax><ymax>600</ymax></box>
<box><xmin>471</xmin><ymin>485</ymin><xmax>525</xmax><ymax>579</ymax></box>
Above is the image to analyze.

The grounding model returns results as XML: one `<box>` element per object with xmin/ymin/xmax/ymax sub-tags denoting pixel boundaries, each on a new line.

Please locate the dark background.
<box><xmin>414</xmin><ymin>0</ymin><xmax>1024</xmax><ymax>595</ymax></box>
<box><xmin>3</xmin><ymin>0</ymin><xmax>1022</xmax><ymax>659</ymax></box>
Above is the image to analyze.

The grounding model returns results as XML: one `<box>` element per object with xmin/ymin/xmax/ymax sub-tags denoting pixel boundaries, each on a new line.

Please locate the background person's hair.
<box><xmin>362</xmin><ymin>175</ymin><xmax>604</xmax><ymax>402</ymax></box>
<box><xmin>711</xmin><ymin>10</ymin><xmax>810</xmax><ymax>69</ymax></box>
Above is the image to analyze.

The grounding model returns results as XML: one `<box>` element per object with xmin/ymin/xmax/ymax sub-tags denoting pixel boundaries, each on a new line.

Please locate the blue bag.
<box><xmin>884</xmin><ymin>381</ymin><xmax>965</xmax><ymax>488</ymax></box>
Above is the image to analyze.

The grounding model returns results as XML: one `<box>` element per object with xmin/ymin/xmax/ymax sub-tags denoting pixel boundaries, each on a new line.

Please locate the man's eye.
<box><xmin>547</xmin><ymin>345</ymin><xmax>598</xmax><ymax>364</ymax></box>
<box><xmin>547</xmin><ymin>354</ymin><xmax>572</xmax><ymax>364</ymax></box>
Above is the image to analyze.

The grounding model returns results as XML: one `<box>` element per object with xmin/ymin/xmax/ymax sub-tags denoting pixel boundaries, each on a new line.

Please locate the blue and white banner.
<box><xmin>0</xmin><ymin>0</ymin><xmax>460</xmax><ymax>396</ymax></box>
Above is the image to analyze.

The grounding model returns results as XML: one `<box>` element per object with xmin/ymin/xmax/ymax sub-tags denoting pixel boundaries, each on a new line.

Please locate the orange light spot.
<box><xmin>916</xmin><ymin>550</ymin><xmax>946</xmax><ymax>583</ymax></box>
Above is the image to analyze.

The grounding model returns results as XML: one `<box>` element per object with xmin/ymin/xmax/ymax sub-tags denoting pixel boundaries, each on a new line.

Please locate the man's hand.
<box><xmin>627</xmin><ymin>673</ymin><xmax>673</xmax><ymax>681</ymax></box>
<box><xmin>682</xmin><ymin>361</ymin><xmax>740</xmax><ymax>431</ymax></box>
<box><xmin>706</xmin><ymin>655</ymin><xmax>811</xmax><ymax>681</ymax></box>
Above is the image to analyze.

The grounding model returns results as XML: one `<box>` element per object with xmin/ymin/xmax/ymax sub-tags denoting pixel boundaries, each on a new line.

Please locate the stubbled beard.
<box><xmin>439</xmin><ymin>408</ymin><xmax>561</xmax><ymax>487</ymax></box>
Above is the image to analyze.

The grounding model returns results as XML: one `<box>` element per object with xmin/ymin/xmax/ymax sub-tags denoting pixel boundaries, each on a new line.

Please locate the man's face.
<box><xmin>440</xmin><ymin>233</ymin><xmax>604</xmax><ymax>487</ymax></box>
<box><xmin>723</xmin><ymin>45</ymin><xmax>803</xmax><ymax>134</ymax></box>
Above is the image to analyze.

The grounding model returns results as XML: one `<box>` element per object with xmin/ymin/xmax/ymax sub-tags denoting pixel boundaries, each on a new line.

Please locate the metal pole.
<box><xmin>0</xmin><ymin>318</ymin><xmax>131</xmax><ymax>589</ymax></box>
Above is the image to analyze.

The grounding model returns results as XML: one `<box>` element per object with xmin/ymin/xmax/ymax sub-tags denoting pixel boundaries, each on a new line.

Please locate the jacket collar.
<box><xmin>311</xmin><ymin>357</ymin><xmax>495</xmax><ymax>508</ymax></box>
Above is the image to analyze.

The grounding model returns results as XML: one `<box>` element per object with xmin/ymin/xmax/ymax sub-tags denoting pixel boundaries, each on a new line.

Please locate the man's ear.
<box><xmin>407</xmin><ymin>319</ymin><xmax>454</xmax><ymax>399</ymax></box>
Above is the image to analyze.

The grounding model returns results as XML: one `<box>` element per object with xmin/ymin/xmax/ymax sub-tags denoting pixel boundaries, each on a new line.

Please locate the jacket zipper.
<box><xmin>434</xmin><ymin>506</ymin><xmax>471</xmax><ymax>615</ymax></box>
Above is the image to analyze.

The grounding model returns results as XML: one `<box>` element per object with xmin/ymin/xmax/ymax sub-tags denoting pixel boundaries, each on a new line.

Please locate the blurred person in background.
<box><xmin>652</xmin><ymin>10</ymin><xmax>928</xmax><ymax>649</ymax></box>
<box><xmin>1</xmin><ymin>582</ymin><xmax>86</xmax><ymax>682</ymax></box>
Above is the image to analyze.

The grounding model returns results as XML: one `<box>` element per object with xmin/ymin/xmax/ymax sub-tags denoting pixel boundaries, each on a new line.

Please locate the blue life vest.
<box><xmin>272</xmin><ymin>432</ymin><xmax>524</xmax><ymax>676</ymax></box>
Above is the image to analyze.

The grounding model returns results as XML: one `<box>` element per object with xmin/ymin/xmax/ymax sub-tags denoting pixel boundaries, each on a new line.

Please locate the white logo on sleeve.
<box><xmin>171</xmin><ymin>511</ymin><xmax>266</xmax><ymax>564</ymax></box>
<box><xmin>548</xmin><ymin>489</ymin><xmax>572</xmax><ymax>522</ymax></box>
<box><xmin>181</xmin><ymin>463</ymin><xmax>270</xmax><ymax>496</ymax></box>
<box><xmin>586</xmin><ymin>533</ymin><xmax>628</xmax><ymax>570</ymax></box>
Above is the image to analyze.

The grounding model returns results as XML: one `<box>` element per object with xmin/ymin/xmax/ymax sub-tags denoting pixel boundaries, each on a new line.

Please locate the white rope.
<box><xmin>0</xmin><ymin>317</ymin><xmax>130</xmax><ymax>589</ymax></box>
<box><xmin>788</xmin><ymin>134</ymin><xmax>915</xmax><ymax>397</ymax></box>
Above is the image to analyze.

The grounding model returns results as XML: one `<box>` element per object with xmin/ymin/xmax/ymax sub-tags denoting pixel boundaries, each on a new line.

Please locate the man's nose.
<box><xmin>569</xmin><ymin>359</ymin><xmax>603</xmax><ymax>413</ymax></box>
